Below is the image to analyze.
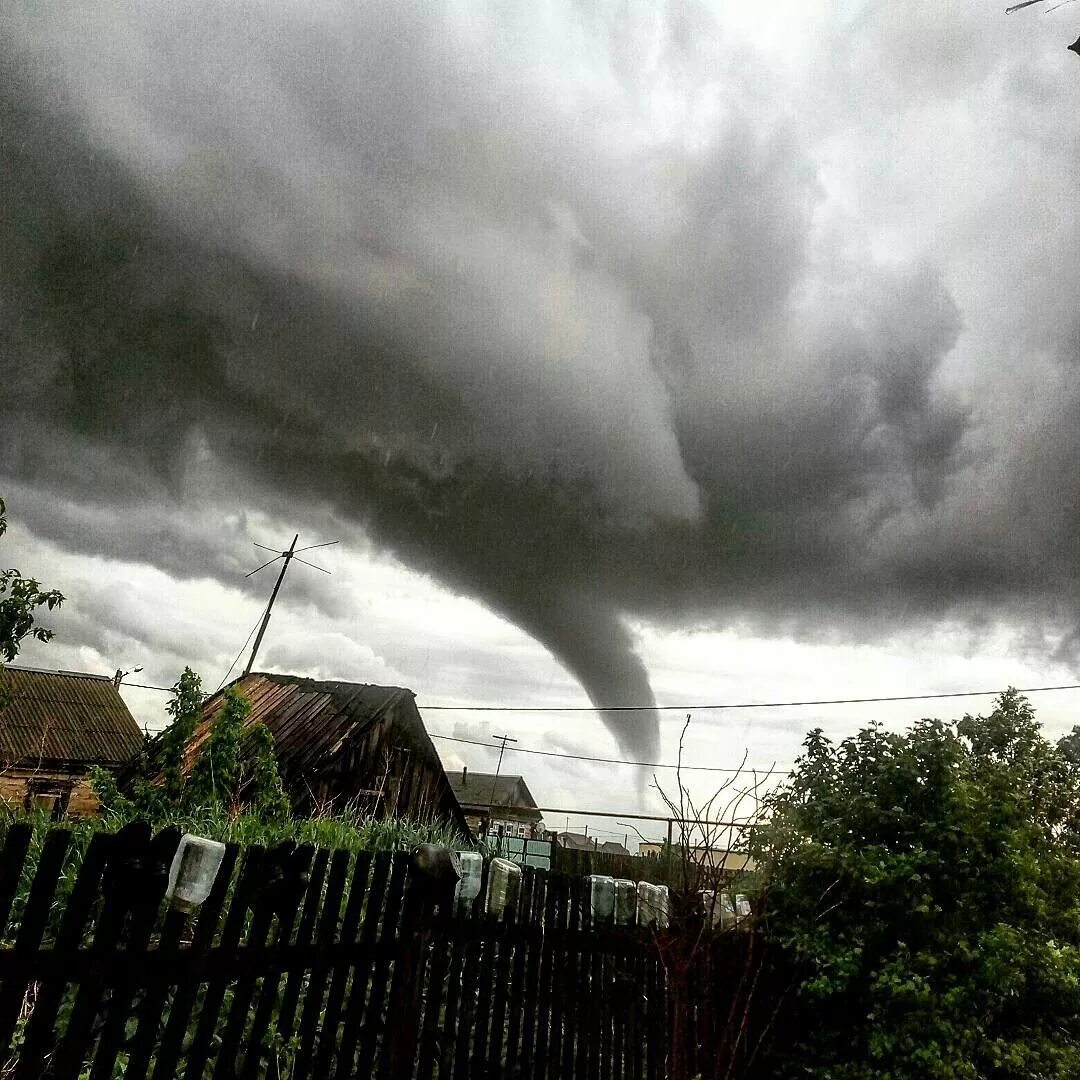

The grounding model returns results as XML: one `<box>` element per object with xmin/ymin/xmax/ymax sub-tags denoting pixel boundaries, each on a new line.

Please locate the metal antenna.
<box><xmin>242</xmin><ymin>534</ymin><xmax>336</xmax><ymax>676</ymax></box>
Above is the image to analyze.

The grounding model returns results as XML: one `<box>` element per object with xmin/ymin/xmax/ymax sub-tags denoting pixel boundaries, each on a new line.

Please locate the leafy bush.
<box><xmin>752</xmin><ymin>690</ymin><xmax>1080</xmax><ymax>1079</ymax></box>
<box><xmin>91</xmin><ymin>668</ymin><xmax>289</xmax><ymax>822</ymax></box>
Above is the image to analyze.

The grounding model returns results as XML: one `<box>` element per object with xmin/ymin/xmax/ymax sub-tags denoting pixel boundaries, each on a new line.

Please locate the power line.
<box><xmin>112</xmin><ymin>680</ymin><xmax>1080</xmax><ymax>711</ymax></box>
<box><xmin>215</xmin><ymin>598</ymin><xmax>272</xmax><ymax>693</ymax></box>
<box><xmin>429</xmin><ymin>732</ymin><xmax>790</xmax><ymax>774</ymax></box>
<box><xmin>418</xmin><ymin>683</ymin><xmax>1080</xmax><ymax>713</ymax></box>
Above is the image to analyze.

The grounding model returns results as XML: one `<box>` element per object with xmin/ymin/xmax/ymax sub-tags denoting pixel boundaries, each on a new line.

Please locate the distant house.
<box><xmin>446</xmin><ymin>769</ymin><xmax>545</xmax><ymax>838</ymax></box>
<box><xmin>556</xmin><ymin>831</ymin><xmax>629</xmax><ymax>856</ymax></box>
<box><xmin>638</xmin><ymin>841</ymin><xmax>754</xmax><ymax>874</ymax></box>
<box><xmin>0</xmin><ymin>666</ymin><xmax>144</xmax><ymax>818</ymax></box>
<box><xmin>176</xmin><ymin>673</ymin><xmax>468</xmax><ymax>832</ymax></box>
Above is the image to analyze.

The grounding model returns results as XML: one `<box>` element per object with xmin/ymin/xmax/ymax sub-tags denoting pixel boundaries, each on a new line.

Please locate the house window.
<box><xmin>23</xmin><ymin>779</ymin><xmax>73</xmax><ymax>821</ymax></box>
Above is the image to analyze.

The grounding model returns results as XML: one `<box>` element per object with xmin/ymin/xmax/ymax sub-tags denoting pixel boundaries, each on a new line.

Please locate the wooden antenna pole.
<box><xmin>244</xmin><ymin>534</ymin><xmax>298</xmax><ymax>676</ymax></box>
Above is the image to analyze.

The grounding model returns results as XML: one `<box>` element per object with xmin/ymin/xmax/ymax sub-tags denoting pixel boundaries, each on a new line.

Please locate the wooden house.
<box><xmin>0</xmin><ymin>665</ymin><xmax>144</xmax><ymax>818</ymax></box>
<box><xmin>186</xmin><ymin>673</ymin><xmax>468</xmax><ymax>832</ymax></box>
<box><xmin>446</xmin><ymin>769</ymin><xmax>545</xmax><ymax>838</ymax></box>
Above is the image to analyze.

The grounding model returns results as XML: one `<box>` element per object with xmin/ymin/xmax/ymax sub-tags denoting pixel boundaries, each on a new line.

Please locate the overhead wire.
<box><xmin>112</xmin><ymin>680</ymin><xmax>1080</xmax><ymax>710</ymax></box>
<box><xmin>418</xmin><ymin>683</ymin><xmax>1080</xmax><ymax>712</ymax></box>
<box><xmin>96</xmin><ymin>679</ymin><xmax>1080</xmax><ymax>775</ymax></box>
<box><xmin>428</xmin><ymin>732</ymin><xmax>789</xmax><ymax>774</ymax></box>
<box><xmin>214</xmin><ymin>600</ymin><xmax>273</xmax><ymax>692</ymax></box>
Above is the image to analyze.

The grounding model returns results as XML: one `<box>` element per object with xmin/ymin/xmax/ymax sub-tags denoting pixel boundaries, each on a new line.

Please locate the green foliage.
<box><xmin>0</xmin><ymin>496</ymin><xmax>64</xmax><ymax>700</ymax></box>
<box><xmin>246</xmin><ymin>722</ymin><xmax>291</xmax><ymax>820</ymax></box>
<box><xmin>753</xmin><ymin>690</ymin><xmax>1080</xmax><ymax>1079</ymax></box>
<box><xmin>186</xmin><ymin>686</ymin><xmax>249</xmax><ymax>808</ymax></box>
<box><xmin>161</xmin><ymin>666</ymin><xmax>204</xmax><ymax>804</ymax></box>
<box><xmin>92</xmin><ymin>671</ymin><xmax>293</xmax><ymax>822</ymax></box>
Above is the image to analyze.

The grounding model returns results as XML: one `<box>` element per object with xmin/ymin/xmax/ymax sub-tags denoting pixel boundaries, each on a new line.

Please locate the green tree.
<box><xmin>246</xmin><ymin>721</ymin><xmax>291</xmax><ymax>820</ymax></box>
<box><xmin>94</xmin><ymin>673</ymin><xmax>290</xmax><ymax>821</ymax></box>
<box><xmin>184</xmin><ymin>685</ymin><xmax>249</xmax><ymax>809</ymax></box>
<box><xmin>160</xmin><ymin>667</ymin><xmax>204</xmax><ymax>804</ymax></box>
<box><xmin>0</xmin><ymin>497</ymin><xmax>64</xmax><ymax>691</ymax></box>
<box><xmin>753</xmin><ymin>690</ymin><xmax>1080</xmax><ymax>1079</ymax></box>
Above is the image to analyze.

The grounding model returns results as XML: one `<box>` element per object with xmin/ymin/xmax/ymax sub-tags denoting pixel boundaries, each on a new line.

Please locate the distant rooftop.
<box><xmin>557</xmin><ymin>831</ymin><xmax>629</xmax><ymax>855</ymax></box>
<box><xmin>447</xmin><ymin>769</ymin><xmax>542</xmax><ymax>819</ymax></box>
<box><xmin>0</xmin><ymin>665</ymin><xmax>144</xmax><ymax>767</ymax></box>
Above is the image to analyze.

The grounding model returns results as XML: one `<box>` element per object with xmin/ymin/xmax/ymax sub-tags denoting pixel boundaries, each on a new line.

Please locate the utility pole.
<box><xmin>245</xmin><ymin>534</ymin><xmax>297</xmax><ymax>677</ymax></box>
<box><xmin>242</xmin><ymin>534</ymin><xmax>338</xmax><ymax>677</ymax></box>
<box><xmin>489</xmin><ymin>733</ymin><xmax>518</xmax><ymax>808</ymax></box>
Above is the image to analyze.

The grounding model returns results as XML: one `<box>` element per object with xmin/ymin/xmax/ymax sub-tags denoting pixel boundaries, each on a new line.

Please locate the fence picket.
<box><xmin>562</xmin><ymin>878</ymin><xmax>584</xmax><ymax>1080</ymax></box>
<box><xmin>379</xmin><ymin>870</ymin><xmax>440</xmax><ymax>1080</ymax></box>
<box><xmin>183</xmin><ymin>845</ymin><xmax>267</xmax><ymax>1080</ymax></box>
<box><xmin>210</xmin><ymin>844</ymin><xmax>297</xmax><ymax>1080</ymax></box>
<box><xmin>501</xmin><ymin>866</ymin><xmax>535</xmax><ymax>1074</ymax></box>
<box><xmin>122</xmin><ymin>905</ymin><xmax>190</xmax><ymax>1080</ymax></box>
<box><xmin>290</xmin><ymin>847</ymin><xmax>350</xmax><ymax>1080</ymax></box>
<box><xmin>351</xmin><ymin>851</ymin><xmax>409</xmax><ymax>1077</ymax></box>
<box><xmin>529</xmin><ymin>871</ymin><xmax>560</xmax><ymax>1080</ymax></box>
<box><xmin>435</xmin><ymin>929</ymin><xmax>469</xmax><ymax>1078</ymax></box>
<box><xmin>450</xmin><ymin>932</ymin><xmax>483</xmax><ymax>1080</ymax></box>
<box><xmin>627</xmin><ymin>952</ymin><xmax>644</xmax><ymax>1080</ymax></box>
<box><xmin>311</xmin><ymin>849</ymin><xmax>372</xmax><ymax>1079</ymax></box>
<box><xmin>239</xmin><ymin>844</ymin><xmax>317</xmax><ymax>1080</ymax></box>
<box><xmin>517</xmin><ymin>871</ymin><xmax>547</xmax><ymax>1077</ymax></box>
<box><xmin>331</xmin><ymin>849</ymin><xmax>391</xmax><ymax>1080</ymax></box>
<box><xmin>91</xmin><ymin>828</ymin><xmax>181</xmax><ymax>1080</ymax></box>
<box><xmin>595</xmin><ymin>932</ymin><xmax>612</xmax><ymax>1080</ymax></box>
<box><xmin>270</xmin><ymin>845</ymin><xmax>330</xmax><ymax>1061</ymax></box>
<box><xmin>469</xmin><ymin>929</ymin><xmax>499</xmax><ymax>1076</ymax></box>
<box><xmin>150</xmin><ymin>843</ymin><xmax>240</xmax><ymax>1080</ymax></box>
<box><xmin>0</xmin><ymin>828</ymin><xmax>72</xmax><ymax>1056</ymax></box>
<box><xmin>414</xmin><ymin>911</ymin><xmax>452</xmax><ymax>1080</ymax></box>
<box><xmin>14</xmin><ymin>831</ymin><xmax>111</xmax><ymax>1078</ymax></box>
<box><xmin>0</xmin><ymin>824</ymin><xmax>33</xmax><ymax>940</ymax></box>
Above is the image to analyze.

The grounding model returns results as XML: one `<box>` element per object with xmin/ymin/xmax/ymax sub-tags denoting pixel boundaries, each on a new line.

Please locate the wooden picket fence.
<box><xmin>0</xmin><ymin>823</ymin><xmax>768</xmax><ymax>1079</ymax></box>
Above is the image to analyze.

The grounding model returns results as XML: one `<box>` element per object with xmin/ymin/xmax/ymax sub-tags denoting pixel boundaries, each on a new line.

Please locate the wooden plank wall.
<box><xmin>0</xmin><ymin>823</ymin><xmax>764</xmax><ymax>1079</ymax></box>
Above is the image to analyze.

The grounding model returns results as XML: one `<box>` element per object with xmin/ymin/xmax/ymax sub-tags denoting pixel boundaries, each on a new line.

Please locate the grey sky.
<box><xmin>2</xmin><ymin>1</ymin><xmax>1079</xmax><ymax>788</ymax></box>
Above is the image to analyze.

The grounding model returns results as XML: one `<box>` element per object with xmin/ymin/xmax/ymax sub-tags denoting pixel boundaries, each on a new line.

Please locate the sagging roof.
<box><xmin>447</xmin><ymin>770</ymin><xmax>542</xmax><ymax>820</ymax></box>
<box><xmin>0</xmin><ymin>665</ymin><xmax>144</xmax><ymax>768</ymax></box>
<box><xmin>189</xmin><ymin>672</ymin><xmax>468</xmax><ymax>829</ymax></box>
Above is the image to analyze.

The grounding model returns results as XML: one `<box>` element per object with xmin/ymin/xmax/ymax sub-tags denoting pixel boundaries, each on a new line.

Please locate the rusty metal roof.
<box><xmin>0</xmin><ymin>665</ymin><xmax>145</xmax><ymax>767</ymax></box>
<box><xmin>194</xmin><ymin>674</ymin><xmax>410</xmax><ymax>776</ymax></box>
<box><xmin>189</xmin><ymin>673</ymin><xmax>467</xmax><ymax>827</ymax></box>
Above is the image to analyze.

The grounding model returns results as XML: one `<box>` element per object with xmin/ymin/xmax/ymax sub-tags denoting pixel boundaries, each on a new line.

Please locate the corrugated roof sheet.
<box><xmin>184</xmin><ymin>673</ymin><xmax>467</xmax><ymax>829</ymax></box>
<box><xmin>0</xmin><ymin>666</ymin><xmax>145</xmax><ymax>767</ymax></box>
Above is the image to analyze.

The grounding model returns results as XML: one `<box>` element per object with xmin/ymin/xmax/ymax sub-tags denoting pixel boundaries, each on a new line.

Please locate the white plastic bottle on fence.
<box><xmin>587</xmin><ymin>875</ymin><xmax>616</xmax><ymax>924</ymax></box>
<box><xmin>166</xmin><ymin>834</ymin><xmax>226</xmax><ymax>912</ymax></box>
<box><xmin>485</xmin><ymin>858</ymin><xmax>522</xmax><ymax>918</ymax></box>
<box><xmin>613</xmin><ymin>879</ymin><xmax>637</xmax><ymax>926</ymax></box>
<box><xmin>637</xmin><ymin>882</ymin><xmax>670</xmax><ymax>929</ymax></box>
<box><xmin>454</xmin><ymin>851</ymin><xmax>484</xmax><ymax>914</ymax></box>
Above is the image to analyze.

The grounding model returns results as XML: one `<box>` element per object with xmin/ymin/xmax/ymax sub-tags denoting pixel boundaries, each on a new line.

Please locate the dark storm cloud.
<box><xmin>2</xmin><ymin>1</ymin><xmax>1079</xmax><ymax>759</ymax></box>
